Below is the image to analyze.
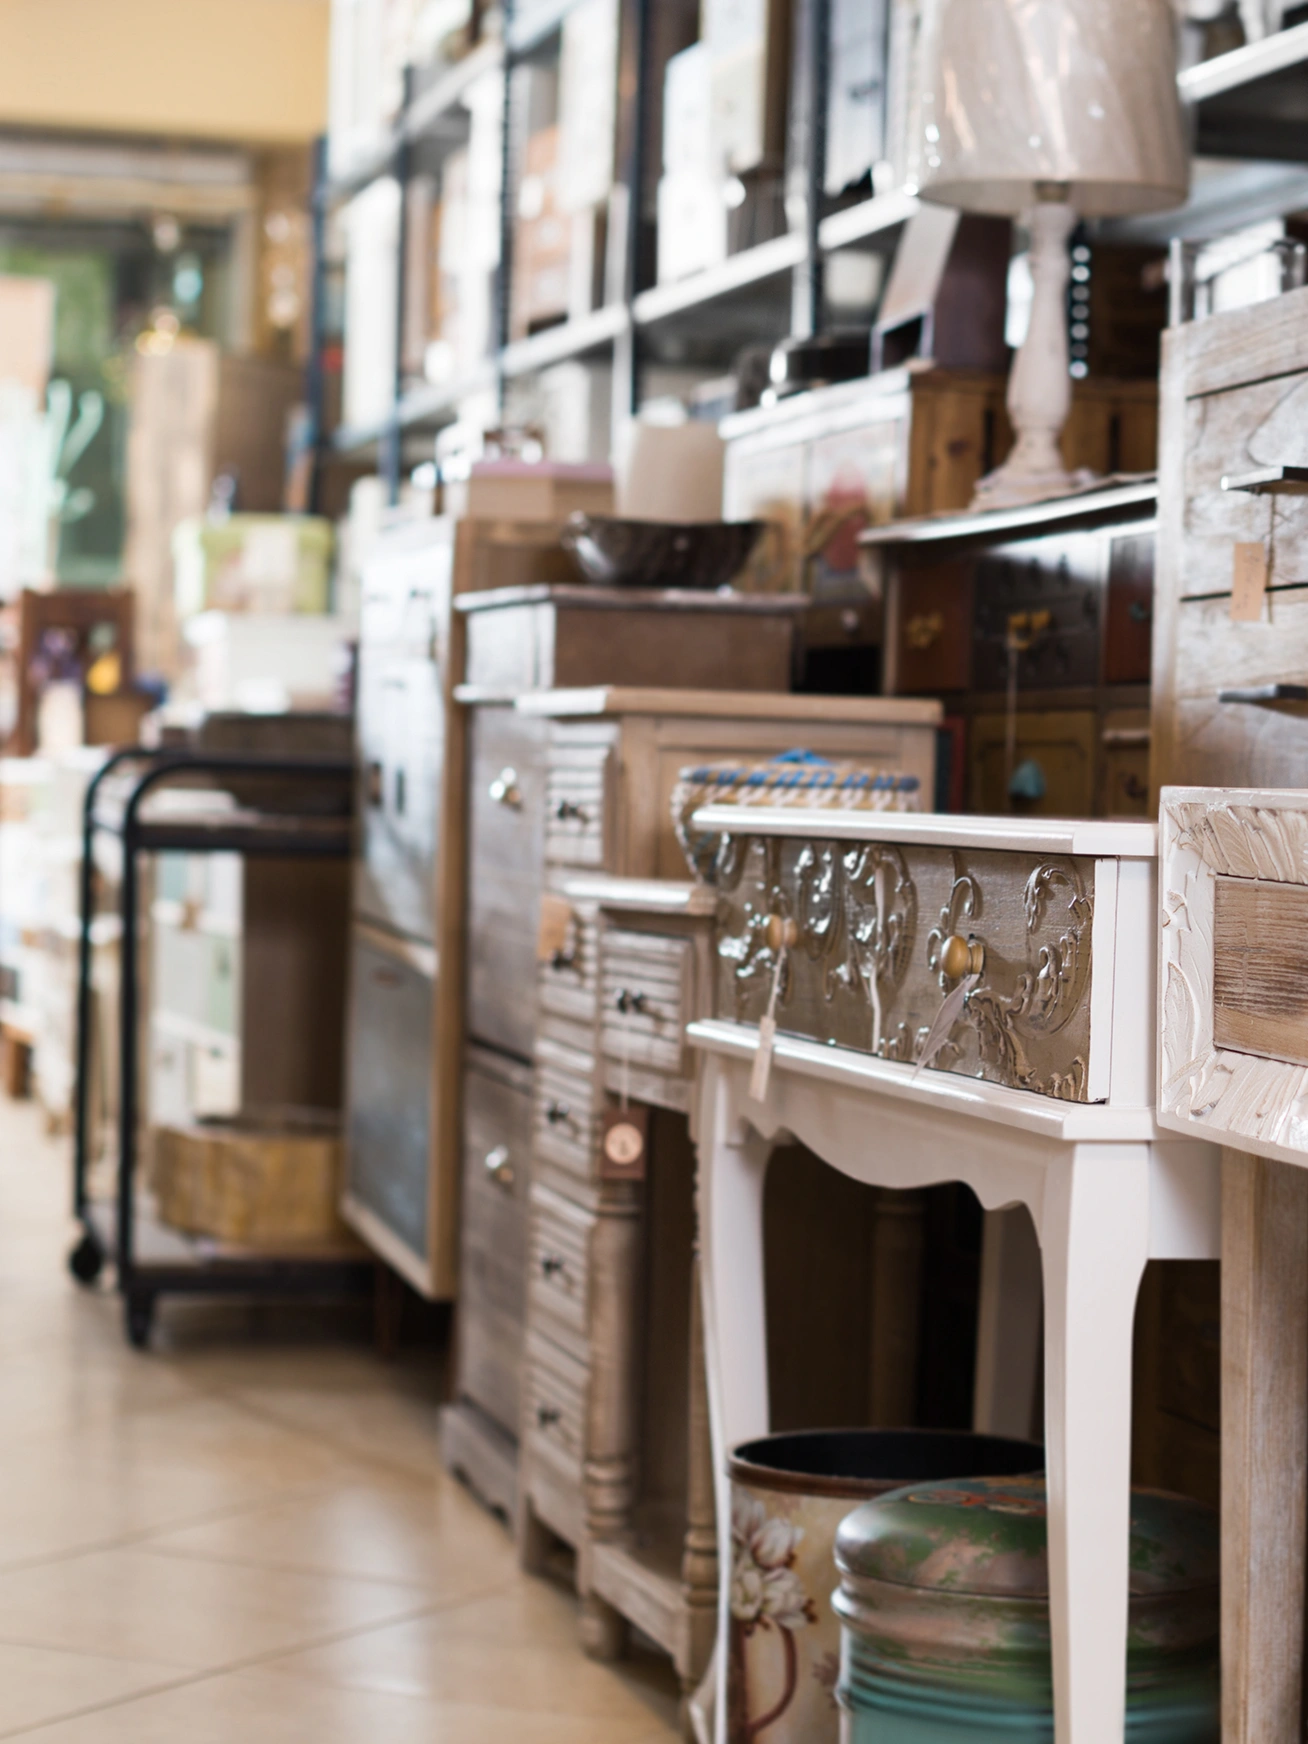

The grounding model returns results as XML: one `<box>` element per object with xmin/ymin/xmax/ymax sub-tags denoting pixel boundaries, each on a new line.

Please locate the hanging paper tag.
<box><xmin>600</xmin><ymin>1103</ymin><xmax>649</xmax><ymax>1180</ymax></box>
<box><xmin>913</xmin><ymin>973</ymin><xmax>980</xmax><ymax>1077</ymax></box>
<box><xmin>1231</xmin><ymin>542</ymin><xmax>1269</xmax><ymax>622</ymax></box>
<box><xmin>749</xmin><ymin>947</ymin><xmax>787</xmax><ymax>1103</ymax></box>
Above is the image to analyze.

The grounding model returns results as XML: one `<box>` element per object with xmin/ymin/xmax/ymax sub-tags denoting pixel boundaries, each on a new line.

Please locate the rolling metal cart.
<box><xmin>70</xmin><ymin>744</ymin><xmax>373</xmax><ymax>1347</ymax></box>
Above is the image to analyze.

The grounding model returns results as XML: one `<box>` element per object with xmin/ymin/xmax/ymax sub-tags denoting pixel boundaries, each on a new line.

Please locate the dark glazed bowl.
<box><xmin>561</xmin><ymin>514</ymin><xmax>767</xmax><ymax>590</ymax></box>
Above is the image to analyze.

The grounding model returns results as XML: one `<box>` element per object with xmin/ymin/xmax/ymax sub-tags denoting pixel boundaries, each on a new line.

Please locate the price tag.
<box><xmin>749</xmin><ymin>943</ymin><xmax>788</xmax><ymax>1103</ymax></box>
<box><xmin>537</xmin><ymin>893</ymin><xmax>573</xmax><ymax>963</ymax></box>
<box><xmin>1231</xmin><ymin>542</ymin><xmax>1269</xmax><ymax>622</ymax></box>
<box><xmin>600</xmin><ymin>1103</ymin><xmax>648</xmax><ymax>1180</ymax></box>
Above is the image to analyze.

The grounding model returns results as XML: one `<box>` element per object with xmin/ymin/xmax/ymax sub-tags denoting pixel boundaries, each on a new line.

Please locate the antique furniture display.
<box><xmin>915</xmin><ymin>0</ymin><xmax>1187</xmax><ymax>508</ymax></box>
<box><xmin>689</xmin><ymin>806</ymin><xmax>1221</xmax><ymax>1744</ymax></box>
<box><xmin>440</xmin><ymin>685</ymin><xmax>942</xmax><ymax>1559</ymax></box>
<box><xmin>1156</xmin><ymin>786</ymin><xmax>1308</xmax><ymax>1744</ymax></box>
<box><xmin>864</xmin><ymin>482</ymin><xmax>1157</xmax><ymax>820</ymax></box>
<box><xmin>70</xmin><ymin>744</ymin><xmax>363</xmax><ymax>1349</ymax></box>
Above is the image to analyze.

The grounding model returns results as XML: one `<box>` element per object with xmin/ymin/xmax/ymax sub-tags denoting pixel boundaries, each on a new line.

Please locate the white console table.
<box><xmin>689</xmin><ymin>808</ymin><xmax>1220</xmax><ymax>1744</ymax></box>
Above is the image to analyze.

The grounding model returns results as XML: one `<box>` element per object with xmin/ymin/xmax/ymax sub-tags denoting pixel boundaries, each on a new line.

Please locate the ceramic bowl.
<box><xmin>560</xmin><ymin>514</ymin><xmax>767</xmax><ymax>591</ymax></box>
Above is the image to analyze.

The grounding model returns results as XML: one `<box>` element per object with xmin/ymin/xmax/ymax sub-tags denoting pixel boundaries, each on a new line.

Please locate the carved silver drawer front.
<box><xmin>712</xmin><ymin>833</ymin><xmax>1099</xmax><ymax>1101</ymax></box>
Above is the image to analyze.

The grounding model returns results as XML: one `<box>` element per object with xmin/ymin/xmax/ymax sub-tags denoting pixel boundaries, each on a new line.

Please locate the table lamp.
<box><xmin>915</xmin><ymin>0</ymin><xmax>1189</xmax><ymax>510</ymax></box>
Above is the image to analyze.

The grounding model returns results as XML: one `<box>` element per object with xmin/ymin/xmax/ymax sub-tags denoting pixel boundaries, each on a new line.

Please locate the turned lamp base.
<box><xmin>969</xmin><ymin>196</ymin><xmax>1088</xmax><ymax>514</ymax></box>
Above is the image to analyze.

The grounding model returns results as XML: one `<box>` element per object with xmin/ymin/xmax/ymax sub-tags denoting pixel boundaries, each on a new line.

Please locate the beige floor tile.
<box><xmin>0</xmin><ymin>1544</ymin><xmax>429</xmax><ymax>1670</ymax></box>
<box><xmin>262</xmin><ymin>1598</ymin><xmax>683</xmax><ymax>1726</ymax></box>
<box><xmin>0</xmin><ymin>1640</ymin><xmax>177</xmax><ymax>1737</ymax></box>
<box><xmin>0</xmin><ymin>1085</ymin><xmax>681</xmax><ymax>1744</ymax></box>
<box><xmin>140</xmin><ymin>1473</ymin><xmax>518</xmax><ymax>1591</ymax></box>
<box><xmin>0</xmin><ymin>1664</ymin><xmax>676</xmax><ymax>1744</ymax></box>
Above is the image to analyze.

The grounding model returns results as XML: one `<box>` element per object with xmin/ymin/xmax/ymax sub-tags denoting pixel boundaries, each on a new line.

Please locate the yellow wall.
<box><xmin>0</xmin><ymin>0</ymin><xmax>329</xmax><ymax>142</ymax></box>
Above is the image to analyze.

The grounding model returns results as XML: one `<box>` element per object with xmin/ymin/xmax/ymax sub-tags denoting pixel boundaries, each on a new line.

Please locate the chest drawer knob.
<box><xmin>554</xmin><ymin>799</ymin><xmax>587</xmax><ymax>822</ymax></box>
<box><xmin>537</xmin><ymin>1404</ymin><xmax>561</xmax><ymax>1429</ymax></box>
<box><xmin>939</xmin><ymin>933</ymin><xmax>986</xmax><ymax>981</ymax></box>
<box><xmin>550</xmin><ymin>946</ymin><xmax>578</xmax><ymax>972</ymax></box>
<box><xmin>488</xmin><ymin>767</ymin><xmax>523</xmax><ymax>809</ymax></box>
<box><xmin>541</xmin><ymin>1253</ymin><xmax>566</xmax><ymax>1279</ymax></box>
<box><xmin>483</xmin><ymin>1145</ymin><xmax>515</xmax><ymax>1190</ymax></box>
<box><xmin>764</xmin><ymin>914</ymin><xmax>800</xmax><ymax>954</ymax></box>
<box><xmin>615</xmin><ymin>988</ymin><xmax>649</xmax><ymax>1016</ymax></box>
<box><xmin>545</xmin><ymin>1099</ymin><xmax>571</xmax><ymax>1126</ymax></box>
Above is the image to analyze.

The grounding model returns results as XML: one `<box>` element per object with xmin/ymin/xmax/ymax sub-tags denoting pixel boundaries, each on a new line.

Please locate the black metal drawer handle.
<box><xmin>550</xmin><ymin>947</ymin><xmax>578</xmax><ymax>972</ymax></box>
<box><xmin>537</xmin><ymin>1404</ymin><xmax>561</xmax><ymax>1429</ymax></box>
<box><xmin>615</xmin><ymin>988</ymin><xmax>649</xmax><ymax>1016</ymax></box>
<box><xmin>554</xmin><ymin>799</ymin><xmax>587</xmax><ymax>822</ymax></box>
<box><xmin>540</xmin><ymin>1254</ymin><xmax>566</xmax><ymax>1280</ymax></box>
<box><xmin>545</xmin><ymin>1100</ymin><xmax>571</xmax><ymax>1125</ymax></box>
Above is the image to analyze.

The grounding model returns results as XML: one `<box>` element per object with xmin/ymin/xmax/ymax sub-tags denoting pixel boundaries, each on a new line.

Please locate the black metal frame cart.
<box><xmin>70</xmin><ymin>746</ymin><xmax>374</xmax><ymax>1348</ymax></box>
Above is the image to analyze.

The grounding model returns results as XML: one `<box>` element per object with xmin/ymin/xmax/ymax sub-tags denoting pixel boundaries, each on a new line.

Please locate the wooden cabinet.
<box><xmin>459</xmin><ymin>585</ymin><xmax>805</xmax><ymax>696</ymax></box>
<box><xmin>1152</xmin><ymin>283</ymin><xmax>1308</xmax><ymax>795</ymax></box>
<box><xmin>869</xmin><ymin>484</ymin><xmax>1159</xmax><ymax>819</ymax></box>
<box><xmin>442</xmin><ymin>687</ymin><xmax>940</xmax><ymax>1619</ymax></box>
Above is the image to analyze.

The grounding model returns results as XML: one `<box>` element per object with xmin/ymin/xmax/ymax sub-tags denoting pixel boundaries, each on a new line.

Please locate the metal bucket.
<box><xmin>726</xmin><ymin>1429</ymin><xmax>1043</xmax><ymax>1744</ymax></box>
<box><xmin>833</xmin><ymin>1474</ymin><xmax>1219</xmax><ymax>1744</ymax></box>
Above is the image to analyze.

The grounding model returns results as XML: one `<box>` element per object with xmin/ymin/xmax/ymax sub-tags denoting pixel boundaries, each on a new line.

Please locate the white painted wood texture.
<box><xmin>691</xmin><ymin>803</ymin><xmax>1158</xmax><ymax>859</ymax></box>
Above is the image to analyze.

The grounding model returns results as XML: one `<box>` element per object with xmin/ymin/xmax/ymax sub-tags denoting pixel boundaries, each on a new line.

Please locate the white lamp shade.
<box><xmin>916</xmin><ymin>0</ymin><xmax>1190</xmax><ymax>218</ymax></box>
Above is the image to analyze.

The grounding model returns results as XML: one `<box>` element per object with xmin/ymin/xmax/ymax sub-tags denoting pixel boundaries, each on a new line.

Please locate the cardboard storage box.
<box><xmin>150</xmin><ymin>1108</ymin><xmax>349</xmax><ymax>1247</ymax></box>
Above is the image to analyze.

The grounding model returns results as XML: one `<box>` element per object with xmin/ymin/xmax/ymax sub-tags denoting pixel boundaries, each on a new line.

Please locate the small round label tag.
<box><xmin>603</xmin><ymin>1121</ymin><xmax>644</xmax><ymax>1169</ymax></box>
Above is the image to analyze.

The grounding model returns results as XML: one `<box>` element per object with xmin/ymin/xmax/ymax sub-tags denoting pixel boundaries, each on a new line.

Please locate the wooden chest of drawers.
<box><xmin>443</xmin><ymin>686</ymin><xmax>941</xmax><ymax>1618</ymax></box>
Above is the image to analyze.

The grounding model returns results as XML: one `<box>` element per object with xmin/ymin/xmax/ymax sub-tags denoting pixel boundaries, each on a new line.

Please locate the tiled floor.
<box><xmin>0</xmin><ymin>1097</ymin><xmax>681</xmax><ymax>1740</ymax></box>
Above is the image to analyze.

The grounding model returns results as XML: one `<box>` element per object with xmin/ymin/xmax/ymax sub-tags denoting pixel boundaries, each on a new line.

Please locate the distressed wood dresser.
<box><xmin>689</xmin><ymin>806</ymin><xmax>1221</xmax><ymax>1744</ymax></box>
<box><xmin>439</xmin><ymin>681</ymin><xmax>941</xmax><ymax>1690</ymax></box>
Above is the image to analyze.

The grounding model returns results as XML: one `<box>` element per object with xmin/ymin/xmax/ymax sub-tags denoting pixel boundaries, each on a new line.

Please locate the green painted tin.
<box><xmin>833</xmin><ymin>1475</ymin><xmax>1218</xmax><ymax>1744</ymax></box>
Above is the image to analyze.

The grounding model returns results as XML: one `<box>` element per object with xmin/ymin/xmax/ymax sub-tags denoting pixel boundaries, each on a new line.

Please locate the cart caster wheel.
<box><xmin>124</xmin><ymin>1292</ymin><xmax>155</xmax><ymax>1350</ymax></box>
<box><xmin>68</xmin><ymin>1233</ymin><xmax>104</xmax><ymax>1286</ymax></box>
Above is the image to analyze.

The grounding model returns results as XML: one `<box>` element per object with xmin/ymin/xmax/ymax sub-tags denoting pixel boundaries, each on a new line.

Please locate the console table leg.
<box><xmin>1221</xmin><ymin>1148</ymin><xmax>1308</xmax><ymax>1744</ymax></box>
<box><xmin>1040</xmin><ymin>1143</ymin><xmax>1150</xmax><ymax>1744</ymax></box>
<box><xmin>696</xmin><ymin>1064</ymin><xmax>776</xmax><ymax>1744</ymax></box>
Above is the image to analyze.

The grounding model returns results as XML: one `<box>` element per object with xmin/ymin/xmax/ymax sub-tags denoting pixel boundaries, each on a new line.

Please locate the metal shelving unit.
<box><xmin>312</xmin><ymin>3</ymin><xmax>1308</xmax><ymax>495</ymax></box>
<box><xmin>70</xmin><ymin>747</ymin><xmax>369</xmax><ymax>1349</ymax></box>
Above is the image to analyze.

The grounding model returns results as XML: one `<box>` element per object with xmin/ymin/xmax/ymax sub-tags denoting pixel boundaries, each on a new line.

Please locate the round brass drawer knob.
<box><xmin>940</xmin><ymin>933</ymin><xmax>985</xmax><ymax>980</ymax></box>
<box><xmin>764</xmin><ymin>914</ymin><xmax>799</xmax><ymax>953</ymax></box>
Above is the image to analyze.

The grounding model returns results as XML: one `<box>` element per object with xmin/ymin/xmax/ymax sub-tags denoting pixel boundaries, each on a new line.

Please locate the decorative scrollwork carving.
<box><xmin>926</xmin><ymin>862</ymin><xmax>981</xmax><ymax>989</ymax></box>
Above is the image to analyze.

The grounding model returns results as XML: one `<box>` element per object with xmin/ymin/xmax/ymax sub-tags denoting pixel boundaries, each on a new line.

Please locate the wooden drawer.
<box><xmin>971</xmin><ymin>534</ymin><xmax>1105</xmax><ymax>693</ymax></box>
<box><xmin>457</xmin><ymin>1047</ymin><xmax>534</xmax><ymax>1437</ymax></box>
<box><xmin>545</xmin><ymin>740</ymin><xmax>611</xmax><ymax>867</ymax></box>
<box><xmin>715</xmin><ymin>831</ymin><xmax>1106</xmax><ymax>1101</ymax></box>
<box><xmin>600</xmin><ymin>929</ymin><xmax>693</xmax><ymax>1079</ymax></box>
<box><xmin>465</xmin><ymin>707</ymin><xmax>548</xmax><ymax>1060</ymax></box>
<box><xmin>525</xmin><ymin>1325</ymin><xmax>587</xmax><ymax>1480</ymax></box>
<box><xmin>892</xmin><ymin>559</ymin><xmax>973</xmax><ymax>695</ymax></box>
<box><xmin>969</xmin><ymin>709</ymin><xmax>1097</xmax><ymax>818</ymax></box>
<box><xmin>528</xmin><ymin>1182</ymin><xmax>593</xmax><ymax>1353</ymax></box>
<box><xmin>538</xmin><ymin>903</ymin><xmax>599</xmax><ymax>1025</ymax></box>
<box><xmin>532</xmin><ymin>1036</ymin><xmax>598</xmax><ymax>1188</ymax></box>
